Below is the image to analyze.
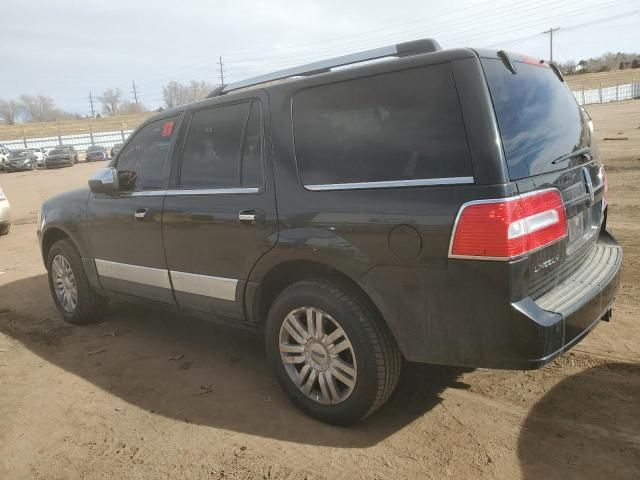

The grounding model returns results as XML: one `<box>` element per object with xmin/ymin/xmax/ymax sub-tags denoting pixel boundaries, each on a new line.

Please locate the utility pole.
<box><xmin>542</xmin><ymin>27</ymin><xmax>560</xmax><ymax>63</ymax></box>
<box><xmin>132</xmin><ymin>80</ymin><xmax>139</xmax><ymax>105</ymax></box>
<box><xmin>89</xmin><ymin>92</ymin><xmax>95</xmax><ymax>118</ymax></box>
<box><xmin>218</xmin><ymin>56</ymin><xmax>225</xmax><ymax>85</ymax></box>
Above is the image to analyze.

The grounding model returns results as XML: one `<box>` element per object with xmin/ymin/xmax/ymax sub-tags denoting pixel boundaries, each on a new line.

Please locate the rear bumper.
<box><xmin>512</xmin><ymin>230</ymin><xmax>622</xmax><ymax>368</ymax></box>
<box><xmin>359</xmin><ymin>229</ymin><xmax>622</xmax><ymax>369</ymax></box>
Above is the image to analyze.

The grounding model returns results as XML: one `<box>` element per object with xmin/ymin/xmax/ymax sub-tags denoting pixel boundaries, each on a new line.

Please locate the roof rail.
<box><xmin>207</xmin><ymin>38</ymin><xmax>441</xmax><ymax>98</ymax></box>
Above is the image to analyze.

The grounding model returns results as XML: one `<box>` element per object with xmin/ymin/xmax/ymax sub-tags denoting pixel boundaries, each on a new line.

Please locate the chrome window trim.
<box><xmin>128</xmin><ymin>187</ymin><xmax>259</xmax><ymax>197</ymax></box>
<box><xmin>305</xmin><ymin>176</ymin><xmax>475</xmax><ymax>191</ymax></box>
<box><xmin>169</xmin><ymin>270</ymin><xmax>237</xmax><ymax>301</ymax></box>
<box><xmin>95</xmin><ymin>259</ymin><xmax>172</xmax><ymax>289</ymax></box>
<box><xmin>166</xmin><ymin>187</ymin><xmax>259</xmax><ymax>196</ymax></box>
<box><xmin>447</xmin><ymin>187</ymin><xmax>567</xmax><ymax>262</ymax></box>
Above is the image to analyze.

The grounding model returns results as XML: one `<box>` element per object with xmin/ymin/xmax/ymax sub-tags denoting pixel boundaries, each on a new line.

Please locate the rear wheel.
<box><xmin>265</xmin><ymin>280</ymin><xmax>401</xmax><ymax>425</ymax></box>
<box><xmin>0</xmin><ymin>224</ymin><xmax>10</xmax><ymax>236</ymax></box>
<box><xmin>47</xmin><ymin>239</ymin><xmax>107</xmax><ymax>324</ymax></box>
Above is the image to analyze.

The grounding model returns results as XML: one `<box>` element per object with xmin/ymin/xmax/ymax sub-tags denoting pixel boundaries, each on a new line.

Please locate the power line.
<box><xmin>132</xmin><ymin>80</ymin><xmax>139</xmax><ymax>105</ymax></box>
<box><xmin>88</xmin><ymin>92</ymin><xmax>95</xmax><ymax>118</ymax></box>
<box><xmin>542</xmin><ymin>27</ymin><xmax>561</xmax><ymax>62</ymax></box>
<box><xmin>218</xmin><ymin>56</ymin><xmax>225</xmax><ymax>85</ymax></box>
<box><xmin>222</xmin><ymin>0</ymin><xmax>632</xmax><ymax>78</ymax></box>
<box><xmin>486</xmin><ymin>10</ymin><xmax>640</xmax><ymax>48</ymax></box>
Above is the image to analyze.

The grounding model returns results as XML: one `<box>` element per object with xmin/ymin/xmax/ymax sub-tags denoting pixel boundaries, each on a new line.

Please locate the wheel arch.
<box><xmin>41</xmin><ymin>226</ymin><xmax>82</xmax><ymax>266</ymax></box>
<box><xmin>248</xmin><ymin>259</ymin><xmax>395</xmax><ymax>343</ymax></box>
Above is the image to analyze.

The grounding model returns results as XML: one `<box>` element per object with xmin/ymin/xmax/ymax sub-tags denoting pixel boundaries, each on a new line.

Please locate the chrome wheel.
<box><xmin>279</xmin><ymin>307</ymin><xmax>357</xmax><ymax>405</ymax></box>
<box><xmin>52</xmin><ymin>254</ymin><xmax>78</xmax><ymax>313</ymax></box>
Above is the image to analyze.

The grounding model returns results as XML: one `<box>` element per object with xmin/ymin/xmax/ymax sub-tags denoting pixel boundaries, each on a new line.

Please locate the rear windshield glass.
<box><xmin>482</xmin><ymin>58</ymin><xmax>590</xmax><ymax>180</ymax></box>
<box><xmin>293</xmin><ymin>64</ymin><xmax>473</xmax><ymax>186</ymax></box>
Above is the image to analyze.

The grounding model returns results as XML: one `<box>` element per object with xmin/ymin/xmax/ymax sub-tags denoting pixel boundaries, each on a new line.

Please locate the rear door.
<box><xmin>162</xmin><ymin>95</ymin><xmax>277</xmax><ymax>319</ymax></box>
<box><xmin>481</xmin><ymin>55</ymin><xmax>605</xmax><ymax>297</ymax></box>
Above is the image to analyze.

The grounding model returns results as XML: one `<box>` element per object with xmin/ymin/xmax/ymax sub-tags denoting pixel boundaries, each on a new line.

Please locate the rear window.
<box><xmin>293</xmin><ymin>64</ymin><xmax>473</xmax><ymax>187</ymax></box>
<box><xmin>482</xmin><ymin>58</ymin><xmax>590</xmax><ymax>180</ymax></box>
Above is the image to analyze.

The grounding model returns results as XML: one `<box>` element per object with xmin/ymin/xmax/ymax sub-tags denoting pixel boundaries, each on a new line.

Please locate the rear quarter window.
<box><xmin>293</xmin><ymin>64</ymin><xmax>473</xmax><ymax>187</ymax></box>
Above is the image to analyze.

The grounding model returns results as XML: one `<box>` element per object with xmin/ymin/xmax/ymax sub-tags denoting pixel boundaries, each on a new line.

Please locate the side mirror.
<box><xmin>88</xmin><ymin>167</ymin><xmax>119</xmax><ymax>194</ymax></box>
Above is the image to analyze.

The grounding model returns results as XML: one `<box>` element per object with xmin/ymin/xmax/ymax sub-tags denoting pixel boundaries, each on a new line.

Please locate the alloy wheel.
<box><xmin>52</xmin><ymin>255</ymin><xmax>78</xmax><ymax>313</ymax></box>
<box><xmin>279</xmin><ymin>307</ymin><xmax>357</xmax><ymax>405</ymax></box>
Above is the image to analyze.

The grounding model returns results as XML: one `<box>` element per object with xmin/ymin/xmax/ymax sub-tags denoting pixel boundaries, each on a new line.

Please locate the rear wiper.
<box><xmin>551</xmin><ymin>147</ymin><xmax>591</xmax><ymax>164</ymax></box>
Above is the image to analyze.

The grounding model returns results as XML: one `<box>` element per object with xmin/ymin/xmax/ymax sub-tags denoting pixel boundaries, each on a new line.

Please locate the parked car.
<box><xmin>5</xmin><ymin>149</ymin><xmax>37</xmax><ymax>172</ymax></box>
<box><xmin>0</xmin><ymin>145</ymin><xmax>11</xmax><ymax>171</ymax></box>
<box><xmin>0</xmin><ymin>188</ymin><xmax>10</xmax><ymax>235</ymax></box>
<box><xmin>110</xmin><ymin>143</ymin><xmax>123</xmax><ymax>158</ymax></box>
<box><xmin>45</xmin><ymin>147</ymin><xmax>76</xmax><ymax>168</ymax></box>
<box><xmin>37</xmin><ymin>40</ymin><xmax>622</xmax><ymax>425</ymax></box>
<box><xmin>85</xmin><ymin>145</ymin><xmax>109</xmax><ymax>162</ymax></box>
<box><xmin>55</xmin><ymin>145</ymin><xmax>79</xmax><ymax>164</ymax></box>
<box><xmin>28</xmin><ymin>148</ymin><xmax>47</xmax><ymax>168</ymax></box>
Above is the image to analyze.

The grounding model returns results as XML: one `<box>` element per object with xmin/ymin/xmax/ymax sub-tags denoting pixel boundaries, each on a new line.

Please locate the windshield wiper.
<box><xmin>551</xmin><ymin>147</ymin><xmax>591</xmax><ymax>165</ymax></box>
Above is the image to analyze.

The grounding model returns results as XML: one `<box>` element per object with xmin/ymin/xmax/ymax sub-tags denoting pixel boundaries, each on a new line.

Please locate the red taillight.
<box><xmin>449</xmin><ymin>189</ymin><xmax>567</xmax><ymax>260</ymax></box>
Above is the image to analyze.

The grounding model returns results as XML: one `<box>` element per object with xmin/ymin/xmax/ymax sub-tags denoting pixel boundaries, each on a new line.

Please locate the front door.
<box><xmin>87</xmin><ymin>114</ymin><xmax>182</xmax><ymax>303</ymax></box>
<box><xmin>162</xmin><ymin>98</ymin><xmax>277</xmax><ymax>319</ymax></box>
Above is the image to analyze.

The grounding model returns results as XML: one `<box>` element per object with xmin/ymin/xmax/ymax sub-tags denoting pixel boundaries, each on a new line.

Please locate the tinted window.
<box><xmin>293</xmin><ymin>64</ymin><xmax>472</xmax><ymax>186</ymax></box>
<box><xmin>116</xmin><ymin>116</ymin><xmax>178</xmax><ymax>191</ymax></box>
<box><xmin>180</xmin><ymin>101</ymin><xmax>263</xmax><ymax>189</ymax></box>
<box><xmin>482</xmin><ymin>59</ymin><xmax>590</xmax><ymax>180</ymax></box>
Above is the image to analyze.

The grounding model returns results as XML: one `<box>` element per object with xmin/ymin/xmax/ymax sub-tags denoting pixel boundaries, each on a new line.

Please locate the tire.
<box><xmin>0</xmin><ymin>224</ymin><xmax>10</xmax><ymax>236</ymax></box>
<box><xmin>265</xmin><ymin>280</ymin><xmax>402</xmax><ymax>425</ymax></box>
<box><xmin>46</xmin><ymin>239</ymin><xmax>107</xmax><ymax>324</ymax></box>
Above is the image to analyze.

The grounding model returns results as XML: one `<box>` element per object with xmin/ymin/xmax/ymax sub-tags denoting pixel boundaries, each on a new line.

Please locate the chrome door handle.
<box><xmin>238</xmin><ymin>210</ymin><xmax>256</xmax><ymax>223</ymax></box>
<box><xmin>134</xmin><ymin>208</ymin><xmax>149</xmax><ymax>220</ymax></box>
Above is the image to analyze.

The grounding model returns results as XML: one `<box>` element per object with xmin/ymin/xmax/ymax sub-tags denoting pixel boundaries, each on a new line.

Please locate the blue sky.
<box><xmin>1</xmin><ymin>0</ymin><xmax>638</xmax><ymax>115</ymax></box>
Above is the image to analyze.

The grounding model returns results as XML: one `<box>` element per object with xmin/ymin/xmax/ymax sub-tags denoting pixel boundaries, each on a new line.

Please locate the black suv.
<box><xmin>37</xmin><ymin>39</ymin><xmax>622</xmax><ymax>424</ymax></box>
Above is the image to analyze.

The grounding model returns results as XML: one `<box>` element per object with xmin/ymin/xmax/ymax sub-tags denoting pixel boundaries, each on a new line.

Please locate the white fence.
<box><xmin>0</xmin><ymin>128</ymin><xmax>134</xmax><ymax>153</ymax></box>
<box><xmin>573</xmin><ymin>81</ymin><xmax>640</xmax><ymax>105</ymax></box>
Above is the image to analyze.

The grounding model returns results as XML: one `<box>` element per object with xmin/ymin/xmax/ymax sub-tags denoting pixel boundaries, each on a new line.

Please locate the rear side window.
<box><xmin>482</xmin><ymin>58</ymin><xmax>590</xmax><ymax>180</ymax></box>
<box><xmin>293</xmin><ymin>64</ymin><xmax>472</xmax><ymax>187</ymax></box>
<box><xmin>180</xmin><ymin>100</ymin><xmax>263</xmax><ymax>189</ymax></box>
<box><xmin>116</xmin><ymin>116</ymin><xmax>179</xmax><ymax>191</ymax></box>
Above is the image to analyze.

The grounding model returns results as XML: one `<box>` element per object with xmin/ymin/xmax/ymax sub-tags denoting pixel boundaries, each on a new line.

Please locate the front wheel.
<box><xmin>265</xmin><ymin>280</ymin><xmax>402</xmax><ymax>425</ymax></box>
<box><xmin>47</xmin><ymin>239</ymin><xmax>107</xmax><ymax>324</ymax></box>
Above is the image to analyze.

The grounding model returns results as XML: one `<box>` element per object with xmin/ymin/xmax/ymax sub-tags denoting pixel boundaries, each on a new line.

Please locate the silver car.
<box><xmin>0</xmin><ymin>188</ymin><xmax>10</xmax><ymax>235</ymax></box>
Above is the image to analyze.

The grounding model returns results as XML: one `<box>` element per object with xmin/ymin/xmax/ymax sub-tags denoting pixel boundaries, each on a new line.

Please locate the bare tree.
<box><xmin>19</xmin><ymin>94</ymin><xmax>56</xmax><ymax>122</ymax></box>
<box><xmin>187</xmin><ymin>80</ymin><xmax>215</xmax><ymax>103</ymax></box>
<box><xmin>99</xmin><ymin>88</ymin><xmax>123</xmax><ymax>116</ymax></box>
<box><xmin>162</xmin><ymin>81</ymin><xmax>190</xmax><ymax>108</ymax></box>
<box><xmin>0</xmin><ymin>99</ymin><xmax>23</xmax><ymax>125</ymax></box>
<box><xmin>119</xmin><ymin>101</ymin><xmax>147</xmax><ymax>115</ymax></box>
<box><xmin>162</xmin><ymin>80</ymin><xmax>216</xmax><ymax>108</ymax></box>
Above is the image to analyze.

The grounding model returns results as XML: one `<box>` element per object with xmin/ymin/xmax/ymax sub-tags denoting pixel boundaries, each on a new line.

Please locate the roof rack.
<box><xmin>207</xmin><ymin>38</ymin><xmax>441</xmax><ymax>98</ymax></box>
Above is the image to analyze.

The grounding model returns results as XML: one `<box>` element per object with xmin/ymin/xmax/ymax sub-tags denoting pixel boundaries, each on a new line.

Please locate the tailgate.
<box><xmin>481</xmin><ymin>53</ymin><xmax>606</xmax><ymax>297</ymax></box>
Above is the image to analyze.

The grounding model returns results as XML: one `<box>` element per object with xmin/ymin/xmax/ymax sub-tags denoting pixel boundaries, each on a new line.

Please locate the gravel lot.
<box><xmin>1</xmin><ymin>101</ymin><xmax>639</xmax><ymax>479</ymax></box>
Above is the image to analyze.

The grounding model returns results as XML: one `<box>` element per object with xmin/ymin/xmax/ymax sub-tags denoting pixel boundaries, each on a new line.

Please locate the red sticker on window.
<box><xmin>162</xmin><ymin>121</ymin><xmax>174</xmax><ymax>137</ymax></box>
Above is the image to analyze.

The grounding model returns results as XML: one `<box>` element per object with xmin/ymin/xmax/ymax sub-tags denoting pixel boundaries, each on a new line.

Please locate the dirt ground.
<box><xmin>0</xmin><ymin>101</ymin><xmax>639</xmax><ymax>480</ymax></box>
